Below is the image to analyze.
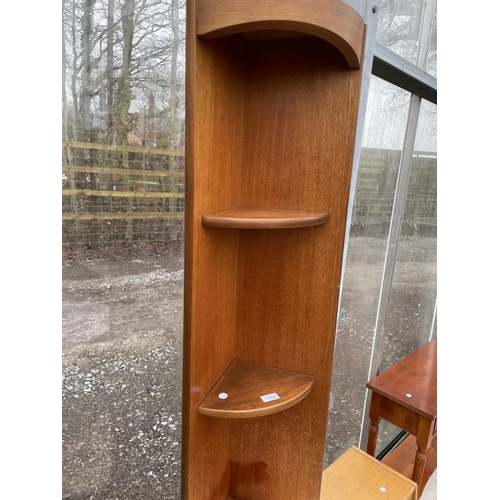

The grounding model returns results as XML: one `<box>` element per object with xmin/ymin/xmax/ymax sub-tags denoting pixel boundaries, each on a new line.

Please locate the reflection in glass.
<box><xmin>425</xmin><ymin>3</ymin><xmax>437</xmax><ymax>77</ymax></box>
<box><xmin>62</xmin><ymin>1</ymin><xmax>186</xmax><ymax>498</ymax></box>
<box><xmin>376</xmin><ymin>0</ymin><xmax>425</xmax><ymax>65</ymax></box>
<box><xmin>376</xmin><ymin>98</ymin><xmax>437</xmax><ymax>451</ymax></box>
<box><xmin>324</xmin><ymin>76</ymin><xmax>411</xmax><ymax>466</ymax></box>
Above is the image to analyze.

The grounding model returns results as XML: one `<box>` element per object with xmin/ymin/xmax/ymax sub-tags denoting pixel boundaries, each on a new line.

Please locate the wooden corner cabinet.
<box><xmin>182</xmin><ymin>1</ymin><xmax>366</xmax><ymax>499</ymax></box>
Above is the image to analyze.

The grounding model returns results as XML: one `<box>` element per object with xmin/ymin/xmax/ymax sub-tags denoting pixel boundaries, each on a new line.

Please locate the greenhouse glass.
<box><xmin>324</xmin><ymin>75</ymin><xmax>411</xmax><ymax>465</ymax></box>
<box><xmin>376</xmin><ymin>0</ymin><xmax>425</xmax><ymax>66</ymax></box>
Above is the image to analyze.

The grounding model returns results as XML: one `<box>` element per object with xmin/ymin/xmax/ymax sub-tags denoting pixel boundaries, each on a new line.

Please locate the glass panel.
<box><xmin>376</xmin><ymin>0</ymin><xmax>425</xmax><ymax>65</ymax></box>
<box><xmin>62</xmin><ymin>1</ymin><xmax>186</xmax><ymax>498</ymax></box>
<box><xmin>324</xmin><ymin>75</ymin><xmax>411</xmax><ymax>466</ymax></box>
<box><xmin>425</xmin><ymin>3</ymin><xmax>437</xmax><ymax>77</ymax></box>
<box><xmin>376</xmin><ymin>98</ymin><xmax>437</xmax><ymax>451</ymax></box>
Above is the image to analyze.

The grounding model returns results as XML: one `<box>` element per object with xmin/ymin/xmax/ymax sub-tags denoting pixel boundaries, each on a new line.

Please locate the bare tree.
<box><xmin>62</xmin><ymin>0</ymin><xmax>79</xmax><ymax>216</ymax></box>
<box><xmin>107</xmin><ymin>0</ymin><xmax>115</xmax><ymax>138</ymax></box>
<box><xmin>115</xmin><ymin>0</ymin><xmax>136</xmax><ymax>240</ymax></box>
<box><xmin>168</xmin><ymin>0</ymin><xmax>180</xmax><ymax>240</ymax></box>
<box><xmin>62</xmin><ymin>0</ymin><xmax>187</xmax><ymax>246</ymax></box>
<box><xmin>82</xmin><ymin>0</ymin><xmax>95</xmax><ymax>137</ymax></box>
<box><xmin>376</xmin><ymin>0</ymin><xmax>423</xmax><ymax>63</ymax></box>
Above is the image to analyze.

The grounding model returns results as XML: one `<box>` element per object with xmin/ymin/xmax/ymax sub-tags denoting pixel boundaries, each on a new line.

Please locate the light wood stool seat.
<box><xmin>320</xmin><ymin>446</ymin><xmax>418</xmax><ymax>500</ymax></box>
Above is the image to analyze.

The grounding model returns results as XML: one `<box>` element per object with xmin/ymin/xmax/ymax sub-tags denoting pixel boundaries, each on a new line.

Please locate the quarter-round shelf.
<box><xmin>198</xmin><ymin>359</ymin><xmax>315</xmax><ymax>419</ymax></box>
<box><xmin>202</xmin><ymin>207</ymin><xmax>330</xmax><ymax>229</ymax></box>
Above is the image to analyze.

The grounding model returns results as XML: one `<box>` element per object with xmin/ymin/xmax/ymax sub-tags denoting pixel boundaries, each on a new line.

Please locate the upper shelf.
<box><xmin>196</xmin><ymin>0</ymin><xmax>365</xmax><ymax>69</ymax></box>
<box><xmin>198</xmin><ymin>358</ymin><xmax>315</xmax><ymax>419</ymax></box>
<box><xmin>202</xmin><ymin>207</ymin><xmax>330</xmax><ymax>229</ymax></box>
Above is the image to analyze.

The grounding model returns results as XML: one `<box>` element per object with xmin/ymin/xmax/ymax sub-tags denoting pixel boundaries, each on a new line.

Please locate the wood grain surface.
<box><xmin>367</xmin><ymin>339</ymin><xmax>437</xmax><ymax>419</ymax></box>
<box><xmin>197</xmin><ymin>0</ymin><xmax>365</xmax><ymax>69</ymax></box>
<box><xmin>202</xmin><ymin>206</ymin><xmax>330</xmax><ymax>228</ymax></box>
<box><xmin>198</xmin><ymin>358</ymin><xmax>315</xmax><ymax>418</ymax></box>
<box><xmin>182</xmin><ymin>0</ymin><xmax>365</xmax><ymax>498</ymax></box>
<box><xmin>320</xmin><ymin>446</ymin><xmax>418</xmax><ymax>500</ymax></box>
<box><xmin>366</xmin><ymin>340</ymin><xmax>437</xmax><ymax>496</ymax></box>
<box><xmin>382</xmin><ymin>435</ymin><xmax>437</xmax><ymax>499</ymax></box>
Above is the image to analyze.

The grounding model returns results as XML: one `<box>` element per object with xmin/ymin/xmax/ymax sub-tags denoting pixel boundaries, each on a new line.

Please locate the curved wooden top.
<box><xmin>196</xmin><ymin>0</ymin><xmax>365</xmax><ymax>69</ymax></box>
<box><xmin>202</xmin><ymin>207</ymin><xmax>330</xmax><ymax>229</ymax></box>
<box><xmin>198</xmin><ymin>359</ymin><xmax>315</xmax><ymax>418</ymax></box>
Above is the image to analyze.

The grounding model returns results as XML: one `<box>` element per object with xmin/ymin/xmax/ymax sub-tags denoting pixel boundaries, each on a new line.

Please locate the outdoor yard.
<box><xmin>62</xmin><ymin>235</ymin><xmax>436</xmax><ymax>499</ymax></box>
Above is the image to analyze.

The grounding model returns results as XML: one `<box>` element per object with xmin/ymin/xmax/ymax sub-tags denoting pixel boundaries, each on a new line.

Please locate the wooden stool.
<box><xmin>320</xmin><ymin>446</ymin><xmax>418</xmax><ymax>500</ymax></box>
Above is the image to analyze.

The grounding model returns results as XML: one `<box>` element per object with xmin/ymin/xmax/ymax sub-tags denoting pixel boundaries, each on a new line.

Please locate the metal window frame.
<box><xmin>372</xmin><ymin>43</ymin><xmax>437</xmax><ymax>104</ymax></box>
<box><xmin>336</xmin><ymin>0</ymin><xmax>438</xmax><ymax>453</ymax></box>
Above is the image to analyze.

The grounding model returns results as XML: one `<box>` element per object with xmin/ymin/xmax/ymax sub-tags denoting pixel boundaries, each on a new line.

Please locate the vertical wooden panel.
<box><xmin>182</xmin><ymin>25</ymin><xmax>247</xmax><ymax>500</ymax></box>
<box><xmin>183</xmin><ymin>4</ymin><xmax>365</xmax><ymax>499</ymax></box>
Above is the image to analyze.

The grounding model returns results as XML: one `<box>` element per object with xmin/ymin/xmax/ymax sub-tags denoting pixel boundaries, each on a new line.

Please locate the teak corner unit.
<box><xmin>182</xmin><ymin>1</ymin><xmax>366</xmax><ymax>499</ymax></box>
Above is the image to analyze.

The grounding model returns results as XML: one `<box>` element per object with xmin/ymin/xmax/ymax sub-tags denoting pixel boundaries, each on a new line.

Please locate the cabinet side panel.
<box><xmin>182</xmin><ymin>28</ymin><xmax>246</xmax><ymax>499</ymax></box>
<box><xmin>231</xmin><ymin>38</ymin><xmax>363</xmax><ymax>500</ymax></box>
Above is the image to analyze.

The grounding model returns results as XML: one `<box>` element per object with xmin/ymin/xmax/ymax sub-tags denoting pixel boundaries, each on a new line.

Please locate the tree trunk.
<box><xmin>117</xmin><ymin>0</ymin><xmax>136</xmax><ymax>241</ymax></box>
<box><xmin>168</xmin><ymin>0</ymin><xmax>180</xmax><ymax>241</ymax></box>
<box><xmin>82</xmin><ymin>0</ymin><xmax>99</xmax><ymax>247</ymax></box>
<box><xmin>107</xmin><ymin>0</ymin><xmax>115</xmax><ymax>140</ymax></box>
<box><xmin>69</xmin><ymin>0</ymin><xmax>79</xmax><ymax>144</ymax></box>
<box><xmin>82</xmin><ymin>0</ymin><xmax>94</xmax><ymax>137</ymax></box>
<box><xmin>62</xmin><ymin>6</ymin><xmax>79</xmax><ymax>216</ymax></box>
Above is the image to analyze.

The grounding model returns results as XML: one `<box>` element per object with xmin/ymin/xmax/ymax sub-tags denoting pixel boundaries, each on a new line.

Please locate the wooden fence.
<box><xmin>353</xmin><ymin>191</ymin><xmax>437</xmax><ymax>224</ymax></box>
<box><xmin>352</xmin><ymin>148</ymin><xmax>437</xmax><ymax>227</ymax></box>
<box><xmin>62</xmin><ymin>141</ymin><xmax>185</xmax><ymax>248</ymax></box>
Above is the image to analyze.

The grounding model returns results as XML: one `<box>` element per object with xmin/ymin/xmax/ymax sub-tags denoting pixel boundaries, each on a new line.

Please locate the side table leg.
<box><xmin>412</xmin><ymin>447</ymin><xmax>428</xmax><ymax>491</ymax></box>
<box><xmin>412</xmin><ymin>418</ymin><xmax>433</xmax><ymax>492</ymax></box>
<box><xmin>366</xmin><ymin>392</ymin><xmax>382</xmax><ymax>456</ymax></box>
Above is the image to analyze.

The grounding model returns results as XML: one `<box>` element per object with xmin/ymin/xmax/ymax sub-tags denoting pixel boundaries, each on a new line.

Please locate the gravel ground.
<box><xmin>62</xmin><ymin>247</ymin><xmax>184</xmax><ymax>500</ymax></box>
<box><xmin>62</xmin><ymin>235</ymin><xmax>436</xmax><ymax>499</ymax></box>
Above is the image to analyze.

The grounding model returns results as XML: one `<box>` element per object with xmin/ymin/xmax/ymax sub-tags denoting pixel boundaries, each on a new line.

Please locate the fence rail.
<box><xmin>63</xmin><ymin>165</ymin><xmax>185</xmax><ymax>178</ymax></box>
<box><xmin>63</xmin><ymin>212</ymin><xmax>184</xmax><ymax>220</ymax></box>
<box><xmin>63</xmin><ymin>190</ymin><xmax>184</xmax><ymax>198</ymax></box>
<box><xmin>62</xmin><ymin>140</ymin><xmax>185</xmax><ymax>156</ymax></box>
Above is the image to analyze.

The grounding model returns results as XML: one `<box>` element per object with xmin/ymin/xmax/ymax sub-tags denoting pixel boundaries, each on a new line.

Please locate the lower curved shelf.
<box><xmin>198</xmin><ymin>358</ymin><xmax>315</xmax><ymax>418</ymax></box>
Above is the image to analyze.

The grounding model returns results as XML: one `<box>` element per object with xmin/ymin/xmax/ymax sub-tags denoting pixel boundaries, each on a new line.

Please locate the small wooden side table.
<box><xmin>320</xmin><ymin>446</ymin><xmax>418</xmax><ymax>500</ymax></box>
<box><xmin>366</xmin><ymin>339</ymin><xmax>437</xmax><ymax>495</ymax></box>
